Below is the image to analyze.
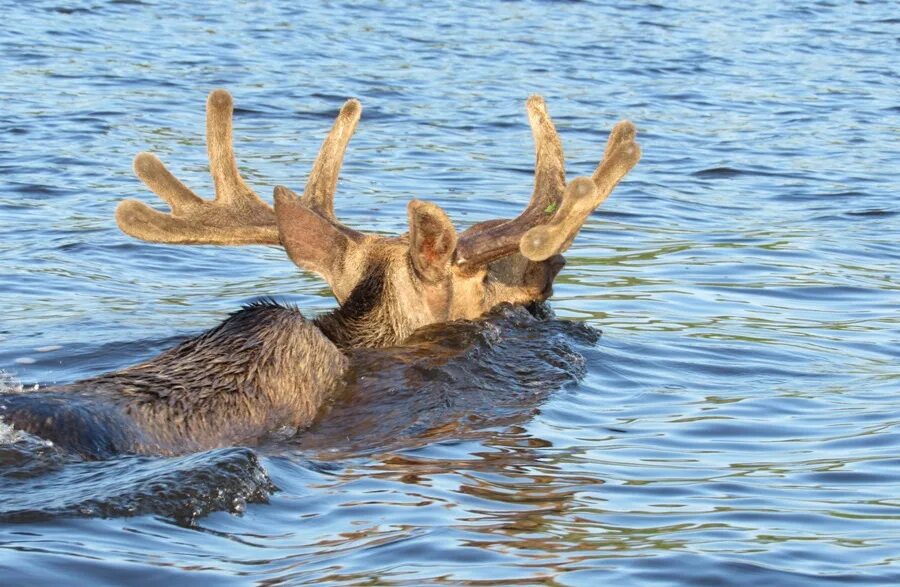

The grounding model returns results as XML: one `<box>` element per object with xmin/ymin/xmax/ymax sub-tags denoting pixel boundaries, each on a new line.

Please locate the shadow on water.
<box><xmin>0</xmin><ymin>304</ymin><xmax>598</xmax><ymax>527</ymax></box>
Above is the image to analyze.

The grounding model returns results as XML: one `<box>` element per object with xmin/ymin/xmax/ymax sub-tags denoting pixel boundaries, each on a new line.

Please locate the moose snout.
<box><xmin>533</xmin><ymin>254</ymin><xmax>566</xmax><ymax>299</ymax></box>
<box><xmin>547</xmin><ymin>254</ymin><xmax>566</xmax><ymax>278</ymax></box>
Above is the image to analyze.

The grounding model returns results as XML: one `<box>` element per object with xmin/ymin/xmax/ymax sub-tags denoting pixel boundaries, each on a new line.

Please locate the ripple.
<box><xmin>0</xmin><ymin>447</ymin><xmax>275</xmax><ymax>526</ymax></box>
<box><xmin>2</xmin><ymin>0</ymin><xmax>900</xmax><ymax>584</ymax></box>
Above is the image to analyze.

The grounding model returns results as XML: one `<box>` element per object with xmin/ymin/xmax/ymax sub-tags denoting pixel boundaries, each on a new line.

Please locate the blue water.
<box><xmin>1</xmin><ymin>0</ymin><xmax>899</xmax><ymax>584</ymax></box>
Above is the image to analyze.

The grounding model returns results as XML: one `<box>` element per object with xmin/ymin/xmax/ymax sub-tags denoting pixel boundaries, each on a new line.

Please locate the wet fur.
<box><xmin>4</xmin><ymin>302</ymin><xmax>348</xmax><ymax>456</ymax></box>
<box><xmin>2</xmin><ymin>246</ymin><xmax>441</xmax><ymax>458</ymax></box>
<box><xmin>3</xmin><ymin>238</ymin><xmax>565</xmax><ymax>458</ymax></box>
<box><xmin>315</xmin><ymin>256</ymin><xmax>425</xmax><ymax>350</ymax></box>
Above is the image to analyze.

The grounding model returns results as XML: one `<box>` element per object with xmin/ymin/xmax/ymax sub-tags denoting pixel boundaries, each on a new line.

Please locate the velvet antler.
<box><xmin>116</xmin><ymin>90</ymin><xmax>363</xmax><ymax>248</ymax></box>
<box><xmin>116</xmin><ymin>90</ymin><xmax>279</xmax><ymax>245</ymax></box>
<box><xmin>455</xmin><ymin>97</ymin><xmax>640</xmax><ymax>269</ymax></box>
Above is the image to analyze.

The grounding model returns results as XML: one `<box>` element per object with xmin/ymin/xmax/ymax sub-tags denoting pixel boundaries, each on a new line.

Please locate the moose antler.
<box><xmin>455</xmin><ymin>97</ymin><xmax>640</xmax><ymax>269</ymax></box>
<box><xmin>117</xmin><ymin>90</ymin><xmax>638</xmax><ymax>291</ymax></box>
<box><xmin>521</xmin><ymin>119</ymin><xmax>639</xmax><ymax>261</ymax></box>
<box><xmin>116</xmin><ymin>89</ymin><xmax>362</xmax><ymax>246</ymax></box>
<box><xmin>116</xmin><ymin>90</ymin><xmax>279</xmax><ymax>245</ymax></box>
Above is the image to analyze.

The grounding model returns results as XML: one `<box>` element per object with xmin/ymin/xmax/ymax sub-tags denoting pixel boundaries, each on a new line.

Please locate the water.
<box><xmin>1</xmin><ymin>0</ymin><xmax>898</xmax><ymax>584</ymax></box>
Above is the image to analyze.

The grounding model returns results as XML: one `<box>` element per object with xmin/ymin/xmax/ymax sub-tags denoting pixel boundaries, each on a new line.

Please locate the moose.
<box><xmin>2</xmin><ymin>90</ymin><xmax>640</xmax><ymax>458</ymax></box>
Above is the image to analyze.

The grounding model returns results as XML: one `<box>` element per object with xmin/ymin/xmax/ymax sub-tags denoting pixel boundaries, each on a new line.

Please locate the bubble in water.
<box><xmin>0</xmin><ymin>370</ymin><xmax>23</xmax><ymax>395</ymax></box>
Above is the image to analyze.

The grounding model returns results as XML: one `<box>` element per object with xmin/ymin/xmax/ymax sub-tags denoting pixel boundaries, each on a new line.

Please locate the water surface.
<box><xmin>1</xmin><ymin>0</ymin><xmax>898</xmax><ymax>584</ymax></box>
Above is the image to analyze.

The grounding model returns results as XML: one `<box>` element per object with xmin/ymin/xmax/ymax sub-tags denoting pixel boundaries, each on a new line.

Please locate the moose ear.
<box><xmin>407</xmin><ymin>200</ymin><xmax>457</xmax><ymax>282</ymax></box>
<box><xmin>274</xmin><ymin>185</ymin><xmax>362</xmax><ymax>288</ymax></box>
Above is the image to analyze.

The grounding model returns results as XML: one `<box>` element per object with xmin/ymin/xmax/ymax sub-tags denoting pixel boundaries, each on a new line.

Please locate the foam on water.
<box><xmin>0</xmin><ymin>371</ymin><xmax>24</xmax><ymax>444</ymax></box>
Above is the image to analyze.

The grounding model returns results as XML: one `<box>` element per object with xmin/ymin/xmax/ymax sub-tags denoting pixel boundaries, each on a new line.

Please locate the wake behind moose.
<box><xmin>2</xmin><ymin>90</ymin><xmax>640</xmax><ymax>457</ymax></box>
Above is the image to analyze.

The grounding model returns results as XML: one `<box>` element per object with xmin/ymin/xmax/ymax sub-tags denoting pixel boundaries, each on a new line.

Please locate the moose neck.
<box><xmin>313</xmin><ymin>259</ymin><xmax>412</xmax><ymax>351</ymax></box>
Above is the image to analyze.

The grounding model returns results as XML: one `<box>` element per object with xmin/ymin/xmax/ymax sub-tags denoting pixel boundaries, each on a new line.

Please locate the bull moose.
<box><xmin>1</xmin><ymin>90</ymin><xmax>640</xmax><ymax>457</ymax></box>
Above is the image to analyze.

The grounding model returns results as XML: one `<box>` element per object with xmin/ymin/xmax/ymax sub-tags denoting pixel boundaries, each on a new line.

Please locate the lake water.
<box><xmin>1</xmin><ymin>0</ymin><xmax>898</xmax><ymax>584</ymax></box>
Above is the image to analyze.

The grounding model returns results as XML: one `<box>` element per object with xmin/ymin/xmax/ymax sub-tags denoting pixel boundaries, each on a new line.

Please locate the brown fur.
<box><xmin>4</xmin><ymin>302</ymin><xmax>346</xmax><ymax>455</ymax></box>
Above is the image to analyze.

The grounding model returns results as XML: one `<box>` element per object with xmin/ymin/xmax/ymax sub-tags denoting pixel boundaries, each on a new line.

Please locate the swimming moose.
<box><xmin>2</xmin><ymin>90</ymin><xmax>640</xmax><ymax>457</ymax></box>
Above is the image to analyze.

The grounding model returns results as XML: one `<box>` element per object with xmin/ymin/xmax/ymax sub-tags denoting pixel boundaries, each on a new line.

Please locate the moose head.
<box><xmin>115</xmin><ymin>90</ymin><xmax>640</xmax><ymax>349</ymax></box>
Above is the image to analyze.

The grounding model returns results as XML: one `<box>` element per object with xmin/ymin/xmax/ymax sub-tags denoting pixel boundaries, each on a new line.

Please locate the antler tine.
<box><xmin>206</xmin><ymin>89</ymin><xmax>261</xmax><ymax>208</ymax></box>
<box><xmin>131</xmin><ymin>152</ymin><xmax>203</xmax><ymax>215</ymax></box>
<box><xmin>455</xmin><ymin>95</ymin><xmax>566</xmax><ymax>269</ymax></box>
<box><xmin>116</xmin><ymin>89</ymin><xmax>279</xmax><ymax>245</ymax></box>
<box><xmin>300</xmin><ymin>99</ymin><xmax>362</xmax><ymax>220</ymax></box>
<box><xmin>520</xmin><ymin>120</ymin><xmax>641</xmax><ymax>261</ymax></box>
<box><xmin>525</xmin><ymin>94</ymin><xmax>566</xmax><ymax>215</ymax></box>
